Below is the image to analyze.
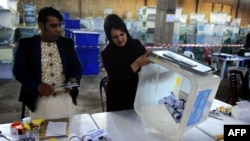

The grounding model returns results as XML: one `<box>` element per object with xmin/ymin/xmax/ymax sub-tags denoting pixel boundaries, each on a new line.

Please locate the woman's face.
<box><xmin>110</xmin><ymin>28</ymin><xmax>127</xmax><ymax>47</ymax></box>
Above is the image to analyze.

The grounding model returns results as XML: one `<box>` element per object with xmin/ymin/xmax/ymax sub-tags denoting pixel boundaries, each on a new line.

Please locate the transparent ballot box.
<box><xmin>134</xmin><ymin>49</ymin><xmax>220</xmax><ymax>141</ymax></box>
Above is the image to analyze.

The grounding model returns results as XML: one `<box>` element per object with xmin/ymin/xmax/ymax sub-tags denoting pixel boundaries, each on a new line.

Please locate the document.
<box><xmin>46</xmin><ymin>121</ymin><xmax>67</xmax><ymax>137</ymax></box>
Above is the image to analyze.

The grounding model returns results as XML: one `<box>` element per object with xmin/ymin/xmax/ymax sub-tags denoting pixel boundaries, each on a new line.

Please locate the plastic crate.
<box><xmin>76</xmin><ymin>47</ymin><xmax>99</xmax><ymax>63</ymax></box>
<box><xmin>74</xmin><ymin>31</ymin><xmax>100</xmax><ymax>46</ymax></box>
<box><xmin>196</xmin><ymin>34</ymin><xmax>204</xmax><ymax>44</ymax></box>
<box><xmin>64</xmin><ymin>29</ymin><xmax>79</xmax><ymax>38</ymax></box>
<box><xmin>82</xmin><ymin>61</ymin><xmax>100</xmax><ymax>75</ymax></box>
<box><xmin>64</xmin><ymin>29</ymin><xmax>70</xmax><ymax>37</ymax></box>
<box><xmin>64</xmin><ymin>19</ymin><xmax>80</xmax><ymax>29</ymax></box>
<box><xmin>62</xmin><ymin>12</ymin><xmax>70</xmax><ymax>25</ymax></box>
<box><xmin>23</xmin><ymin>14</ymin><xmax>37</xmax><ymax>26</ymax></box>
<box><xmin>0</xmin><ymin>62</ymin><xmax>13</xmax><ymax>79</ymax></box>
<box><xmin>0</xmin><ymin>27</ymin><xmax>14</xmax><ymax>45</ymax></box>
<box><xmin>19</xmin><ymin>27</ymin><xmax>38</xmax><ymax>38</ymax></box>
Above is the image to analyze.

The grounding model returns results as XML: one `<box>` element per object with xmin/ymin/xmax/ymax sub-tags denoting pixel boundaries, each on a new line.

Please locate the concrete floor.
<box><xmin>0</xmin><ymin>68</ymin><xmax>107</xmax><ymax>124</ymax></box>
<box><xmin>0</xmin><ymin>67</ymin><xmax>230</xmax><ymax>124</ymax></box>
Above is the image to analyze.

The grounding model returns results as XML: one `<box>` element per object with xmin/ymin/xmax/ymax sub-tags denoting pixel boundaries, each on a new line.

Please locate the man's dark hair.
<box><xmin>37</xmin><ymin>7</ymin><xmax>63</xmax><ymax>24</ymax></box>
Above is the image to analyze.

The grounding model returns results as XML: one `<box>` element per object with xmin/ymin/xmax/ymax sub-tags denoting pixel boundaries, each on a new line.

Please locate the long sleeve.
<box><xmin>101</xmin><ymin>39</ymin><xmax>145</xmax><ymax>87</ymax></box>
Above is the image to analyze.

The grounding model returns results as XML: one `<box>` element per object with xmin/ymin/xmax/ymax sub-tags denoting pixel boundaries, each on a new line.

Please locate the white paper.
<box><xmin>46</xmin><ymin>121</ymin><xmax>67</xmax><ymax>137</ymax></box>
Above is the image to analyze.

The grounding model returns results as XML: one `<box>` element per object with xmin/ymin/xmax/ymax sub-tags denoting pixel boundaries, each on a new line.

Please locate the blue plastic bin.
<box><xmin>82</xmin><ymin>61</ymin><xmax>100</xmax><ymax>75</ymax></box>
<box><xmin>76</xmin><ymin>46</ymin><xmax>99</xmax><ymax>63</ymax></box>
<box><xmin>64</xmin><ymin>29</ymin><xmax>70</xmax><ymax>37</ymax></box>
<box><xmin>64</xmin><ymin>19</ymin><xmax>80</xmax><ymax>29</ymax></box>
<box><xmin>62</xmin><ymin>12</ymin><xmax>70</xmax><ymax>25</ymax></box>
<box><xmin>74</xmin><ymin>31</ymin><xmax>100</xmax><ymax>46</ymax></box>
<box><xmin>23</xmin><ymin>14</ymin><xmax>37</xmax><ymax>26</ymax></box>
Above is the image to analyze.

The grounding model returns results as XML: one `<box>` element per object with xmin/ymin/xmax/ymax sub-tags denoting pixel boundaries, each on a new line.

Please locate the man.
<box><xmin>13</xmin><ymin>7</ymin><xmax>82</xmax><ymax>120</ymax></box>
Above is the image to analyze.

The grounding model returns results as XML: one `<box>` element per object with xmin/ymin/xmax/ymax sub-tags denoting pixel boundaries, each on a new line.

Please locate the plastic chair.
<box><xmin>183</xmin><ymin>51</ymin><xmax>195</xmax><ymax>59</ymax></box>
<box><xmin>227</xmin><ymin>70</ymin><xmax>244</xmax><ymax>105</ymax></box>
<box><xmin>99</xmin><ymin>76</ymin><xmax>108</xmax><ymax>112</ymax></box>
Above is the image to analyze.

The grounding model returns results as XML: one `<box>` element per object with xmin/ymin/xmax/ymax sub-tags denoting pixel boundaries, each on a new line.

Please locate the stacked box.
<box><xmin>64</xmin><ymin>19</ymin><xmax>80</xmax><ymax>29</ymax></box>
<box><xmin>72</xmin><ymin>30</ymin><xmax>100</xmax><ymax>75</ymax></box>
<box><xmin>0</xmin><ymin>27</ymin><xmax>14</xmax><ymax>45</ymax></box>
<box><xmin>22</xmin><ymin>2</ymin><xmax>37</xmax><ymax>26</ymax></box>
<box><xmin>0</xmin><ymin>63</ymin><xmax>13</xmax><ymax>79</ymax></box>
<box><xmin>73</xmin><ymin>31</ymin><xmax>100</xmax><ymax>46</ymax></box>
<box><xmin>64</xmin><ymin>19</ymin><xmax>80</xmax><ymax>38</ymax></box>
<box><xmin>64</xmin><ymin>29</ymin><xmax>71</xmax><ymax>37</ymax></box>
<box><xmin>62</xmin><ymin>12</ymin><xmax>70</xmax><ymax>25</ymax></box>
<box><xmin>76</xmin><ymin>47</ymin><xmax>100</xmax><ymax>75</ymax></box>
<box><xmin>0</xmin><ymin>48</ymin><xmax>14</xmax><ymax>79</ymax></box>
<box><xmin>196</xmin><ymin>34</ymin><xmax>204</xmax><ymax>44</ymax></box>
<box><xmin>81</xmin><ymin>62</ymin><xmax>100</xmax><ymax>75</ymax></box>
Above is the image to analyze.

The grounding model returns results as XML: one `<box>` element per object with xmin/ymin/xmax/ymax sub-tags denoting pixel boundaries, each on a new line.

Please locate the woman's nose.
<box><xmin>117</xmin><ymin>35</ymin><xmax>123</xmax><ymax>41</ymax></box>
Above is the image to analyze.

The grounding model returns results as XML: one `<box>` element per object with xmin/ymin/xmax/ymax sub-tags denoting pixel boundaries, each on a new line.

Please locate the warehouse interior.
<box><xmin>0</xmin><ymin>0</ymin><xmax>250</xmax><ymax>140</ymax></box>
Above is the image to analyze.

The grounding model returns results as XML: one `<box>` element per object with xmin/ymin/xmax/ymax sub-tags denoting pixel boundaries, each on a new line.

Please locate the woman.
<box><xmin>101</xmin><ymin>14</ymin><xmax>151</xmax><ymax>111</ymax></box>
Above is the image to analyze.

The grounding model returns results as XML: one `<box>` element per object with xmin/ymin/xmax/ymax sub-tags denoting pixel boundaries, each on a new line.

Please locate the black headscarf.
<box><xmin>104</xmin><ymin>14</ymin><xmax>132</xmax><ymax>46</ymax></box>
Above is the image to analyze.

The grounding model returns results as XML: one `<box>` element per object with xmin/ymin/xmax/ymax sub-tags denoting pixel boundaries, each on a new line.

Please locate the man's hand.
<box><xmin>37</xmin><ymin>83</ymin><xmax>54</xmax><ymax>96</ymax></box>
<box><xmin>68</xmin><ymin>77</ymin><xmax>76</xmax><ymax>83</ymax></box>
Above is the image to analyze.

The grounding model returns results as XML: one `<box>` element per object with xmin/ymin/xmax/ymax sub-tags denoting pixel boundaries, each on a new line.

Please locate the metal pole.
<box><xmin>195</xmin><ymin>0</ymin><xmax>199</xmax><ymax>13</ymax></box>
<box><xmin>235</xmin><ymin>0</ymin><xmax>240</xmax><ymax>18</ymax></box>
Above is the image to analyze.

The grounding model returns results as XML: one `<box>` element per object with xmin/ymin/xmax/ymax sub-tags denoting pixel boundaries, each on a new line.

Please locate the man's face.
<box><xmin>110</xmin><ymin>29</ymin><xmax>127</xmax><ymax>47</ymax></box>
<box><xmin>39</xmin><ymin>16</ymin><xmax>62</xmax><ymax>42</ymax></box>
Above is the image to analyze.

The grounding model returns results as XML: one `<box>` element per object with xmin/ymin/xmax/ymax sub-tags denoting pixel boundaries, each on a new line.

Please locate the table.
<box><xmin>1</xmin><ymin>100</ymin><xmax>249</xmax><ymax>141</ymax></box>
<box><xmin>92</xmin><ymin>109</ymin><xmax>215</xmax><ymax>141</ymax></box>
<box><xmin>91</xmin><ymin>99</ymin><xmax>250</xmax><ymax>141</ymax></box>
<box><xmin>237</xmin><ymin>56</ymin><xmax>250</xmax><ymax>67</ymax></box>
<box><xmin>197</xmin><ymin>99</ymin><xmax>250</xmax><ymax>140</ymax></box>
<box><xmin>210</xmin><ymin>53</ymin><xmax>245</xmax><ymax>79</ymax></box>
<box><xmin>0</xmin><ymin>114</ymin><xmax>98</xmax><ymax>141</ymax></box>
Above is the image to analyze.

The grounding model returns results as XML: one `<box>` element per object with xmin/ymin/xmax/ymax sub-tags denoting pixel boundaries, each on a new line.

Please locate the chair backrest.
<box><xmin>183</xmin><ymin>51</ymin><xmax>195</xmax><ymax>59</ymax></box>
<box><xmin>227</xmin><ymin>70</ymin><xmax>244</xmax><ymax>105</ymax></box>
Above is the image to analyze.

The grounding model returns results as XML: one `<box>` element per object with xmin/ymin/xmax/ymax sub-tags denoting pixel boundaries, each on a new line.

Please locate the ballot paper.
<box><xmin>46</xmin><ymin>121</ymin><xmax>67</xmax><ymax>137</ymax></box>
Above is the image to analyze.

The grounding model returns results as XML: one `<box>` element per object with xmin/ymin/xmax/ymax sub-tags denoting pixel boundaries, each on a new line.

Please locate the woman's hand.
<box><xmin>131</xmin><ymin>50</ymin><xmax>152</xmax><ymax>72</ymax></box>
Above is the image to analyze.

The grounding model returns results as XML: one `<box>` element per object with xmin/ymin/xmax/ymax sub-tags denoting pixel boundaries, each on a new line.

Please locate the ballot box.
<box><xmin>134</xmin><ymin>49</ymin><xmax>221</xmax><ymax>141</ymax></box>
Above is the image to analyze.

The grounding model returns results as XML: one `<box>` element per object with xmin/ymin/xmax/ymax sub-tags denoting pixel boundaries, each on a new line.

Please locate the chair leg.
<box><xmin>99</xmin><ymin>76</ymin><xmax>107</xmax><ymax>112</ymax></box>
<box><xmin>99</xmin><ymin>80</ymin><xmax>105</xmax><ymax>112</ymax></box>
<box><xmin>21</xmin><ymin>102</ymin><xmax>25</xmax><ymax>119</ymax></box>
